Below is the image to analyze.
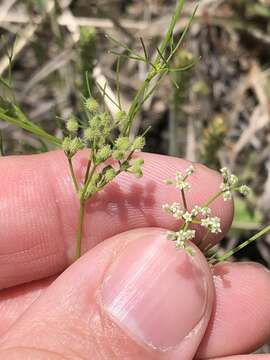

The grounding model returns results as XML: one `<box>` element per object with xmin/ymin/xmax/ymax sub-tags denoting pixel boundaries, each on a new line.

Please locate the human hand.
<box><xmin>0</xmin><ymin>151</ymin><xmax>269</xmax><ymax>359</ymax></box>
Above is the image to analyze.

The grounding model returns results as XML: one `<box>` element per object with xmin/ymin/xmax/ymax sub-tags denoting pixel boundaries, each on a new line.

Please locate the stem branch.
<box><xmin>209</xmin><ymin>224</ymin><xmax>270</xmax><ymax>265</ymax></box>
<box><xmin>76</xmin><ymin>200</ymin><xmax>85</xmax><ymax>259</ymax></box>
<box><xmin>181</xmin><ymin>188</ymin><xmax>188</xmax><ymax>210</ymax></box>
<box><xmin>68</xmin><ymin>158</ymin><xmax>79</xmax><ymax>193</ymax></box>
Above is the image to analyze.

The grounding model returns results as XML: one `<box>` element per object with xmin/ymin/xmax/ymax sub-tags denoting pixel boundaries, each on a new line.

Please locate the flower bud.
<box><xmin>66</xmin><ymin>117</ymin><xmax>78</xmax><ymax>133</ymax></box>
<box><xmin>62</xmin><ymin>136</ymin><xmax>83</xmax><ymax>158</ymax></box>
<box><xmin>115</xmin><ymin>137</ymin><xmax>130</xmax><ymax>151</ymax></box>
<box><xmin>84</xmin><ymin>127</ymin><xmax>95</xmax><ymax>141</ymax></box>
<box><xmin>104</xmin><ymin>167</ymin><xmax>116</xmax><ymax>182</ymax></box>
<box><xmin>96</xmin><ymin>145</ymin><xmax>111</xmax><ymax>163</ymax></box>
<box><xmin>112</xmin><ymin>149</ymin><xmax>125</xmax><ymax>161</ymax></box>
<box><xmin>132</xmin><ymin>136</ymin><xmax>145</xmax><ymax>151</ymax></box>
<box><xmin>84</xmin><ymin>97</ymin><xmax>99</xmax><ymax>114</ymax></box>
<box><xmin>114</xmin><ymin>110</ymin><xmax>127</xmax><ymax>124</ymax></box>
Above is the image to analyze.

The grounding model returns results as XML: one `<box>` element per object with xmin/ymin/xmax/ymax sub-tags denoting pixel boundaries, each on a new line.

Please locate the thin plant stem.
<box><xmin>76</xmin><ymin>162</ymin><xmax>98</xmax><ymax>259</ymax></box>
<box><xmin>0</xmin><ymin>111</ymin><xmax>62</xmax><ymax>146</ymax></box>
<box><xmin>203</xmin><ymin>185</ymin><xmax>241</xmax><ymax>208</ymax></box>
<box><xmin>68</xmin><ymin>158</ymin><xmax>79</xmax><ymax>193</ymax></box>
<box><xmin>84</xmin><ymin>152</ymin><xmax>92</xmax><ymax>185</ymax></box>
<box><xmin>198</xmin><ymin>229</ymin><xmax>210</xmax><ymax>248</ymax></box>
<box><xmin>76</xmin><ymin>200</ymin><xmax>86</xmax><ymax>259</ymax></box>
<box><xmin>122</xmin><ymin>0</ymin><xmax>189</xmax><ymax>136</ymax></box>
<box><xmin>181</xmin><ymin>188</ymin><xmax>188</xmax><ymax>210</ymax></box>
<box><xmin>166</xmin><ymin>4</ymin><xmax>198</xmax><ymax>63</ymax></box>
<box><xmin>116</xmin><ymin>56</ymin><xmax>122</xmax><ymax>110</ymax></box>
<box><xmin>81</xmin><ymin>163</ymin><xmax>97</xmax><ymax>200</ymax></box>
<box><xmin>203</xmin><ymin>190</ymin><xmax>224</xmax><ymax>208</ymax></box>
<box><xmin>209</xmin><ymin>224</ymin><xmax>270</xmax><ymax>265</ymax></box>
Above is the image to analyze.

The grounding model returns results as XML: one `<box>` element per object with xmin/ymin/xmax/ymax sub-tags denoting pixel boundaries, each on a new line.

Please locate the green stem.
<box><xmin>203</xmin><ymin>185</ymin><xmax>241</xmax><ymax>208</ymax></box>
<box><xmin>198</xmin><ymin>229</ymin><xmax>210</xmax><ymax>248</ymax></box>
<box><xmin>76</xmin><ymin>200</ymin><xmax>86</xmax><ymax>259</ymax></box>
<box><xmin>81</xmin><ymin>164</ymin><xmax>97</xmax><ymax>201</ymax></box>
<box><xmin>84</xmin><ymin>152</ymin><xmax>92</xmax><ymax>185</ymax></box>
<box><xmin>122</xmin><ymin>0</ymin><xmax>188</xmax><ymax>136</ymax></box>
<box><xmin>209</xmin><ymin>224</ymin><xmax>270</xmax><ymax>265</ymax></box>
<box><xmin>203</xmin><ymin>190</ymin><xmax>224</xmax><ymax>208</ymax></box>
<box><xmin>68</xmin><ymin>158</ymin><xmax>79</xmax><ymax>193</ymax></box>
<box><xmin>0</xmin><ymin>111</ymin><xmax>62</xmax><ymax>146</ymax></box>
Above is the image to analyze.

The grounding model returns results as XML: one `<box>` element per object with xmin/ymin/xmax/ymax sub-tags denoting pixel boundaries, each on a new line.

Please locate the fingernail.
<box><xmin>101</xmin><ymin>233</ymin><xmax>208</xmax><ymax>351</ymax></box>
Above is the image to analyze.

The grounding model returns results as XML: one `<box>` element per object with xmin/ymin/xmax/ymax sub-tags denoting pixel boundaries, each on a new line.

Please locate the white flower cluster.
<box><xmin>164</xmin><ymin>165</ymin><xmax>195</xmax><ymax>191</ymax></box>
<box><xmin>220</xmin><ymin>167</ymin><xmax>251</xmax><ymax>201</ymax></box>
<box><xmin>162</xmin><ymin>166</ymin><xmax>251</xmax><ymax>253</ymax></box>
<box><xmin>167</xmin><ymin>229</ymin><xmax>195</xmax><ymax>250</ymax></box>
<box><xmin>201</xmin><ymin>216</ymin><xmax>221</xmax><ymax>234</ymax></box>
<box><xmin>220</xmin><ymin>167</ymin><xmax>239</xmax><ymax>201</ymax></box>
<box><xmin>162</xmin><ymin>202</ymin><xmax>183</xmax><ymax>219</ymax></box>
<box><xmin>191</xmin><ymin>206</ymin><xmax>211</xmax><ymax>217</ymax></box>
<box><xmin>239</xmin><ymin>184</ymin><xmax>251</xmax><ymax>196</ymax></box>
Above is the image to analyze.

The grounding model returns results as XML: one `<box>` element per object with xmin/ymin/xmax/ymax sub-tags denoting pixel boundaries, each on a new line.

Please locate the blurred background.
<box><xmin>0</xmin><ymin>0</ymin><xmax>270</xmax><ymax>352</ymax></box>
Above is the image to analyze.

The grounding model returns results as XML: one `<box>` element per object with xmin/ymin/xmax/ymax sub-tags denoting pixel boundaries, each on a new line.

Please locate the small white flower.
<box><xmin>175</xmin><ymin>171</ymin><xmax>191</xmax><ymax>190</ymax></box>
<box><xmin>201</xmin><ymin>217</ymin><xmax>210</xmax><ymax>228</ymax></box>
<box><xmin>164</xmin><ymin>178</ymin><xmax>174</xmax><ymax>185</ymax></box>
<box><xmin>186</xmin><ymin>165</ymin><xmax>195</xmax><ymax>176</ymax></box>
<box><xmin>183</xmin><ymin>229</ymin><xmax>196</xmax><ymax>240</ymax></box>
<box><xmin>166</xmin><ymin>231</ymin><xmax>178</xmax><ymax>241</ymax></box>
<box><xmin>162</xmin><ymin>202</ymin><xmax>183</xmax><ymax>219</ymax></box>
<box><xmin>167</xmin><ymin>229</ymin><xmax>196</xmax><ymax>244</ymax></box>
<box><xmin>175</xmin><ymin>239</ymin><xmax>185</xmax><ymax>248</ymax></box>
<box><xmin>200</xmin><ymin>206</ymin><xmax>211</xmax><ymax>217</ymax></box>
<box><xmin>220</xmin><ymin>167</ymin><xmax>238</xmax><ymax>188</ymax></box>
<box><xmin>229</xmin><ymin>174</ymin><xmax>238</xmax><ymax>186</ymax></box>
<box><xmin>175</xmin><ymin>229</ymin><xmax>196</xmax><ymax>249</ymax></box>
<box><xmin>191</xmin><ymin>205</ymin><xmax>201</xmax><ymax>216</ymax></box>
<box><xmin>201</xmin><ymin>216</ymin><xmax>221</xmax><ymax>233</ymax></box>
<box><xmin>162</xmin><ymin>203</ymin><xmax>171</xmax><ymax>212</ymax></box>
<box><xmin>220</xmin><ymin>167</ymin><xmax>230</xmax><ymax>179</ymax></box>
<box><xmin>182</xmin><ymin>211</ymin><xmax>193</xmax><ymax>223</ymax></box>
<box><xmin>209</xmin><ymin>216</ymin><xmax>222</xmax><ymax>233</ymax></box>
<box><xmin>239</xmin><ymin>185</ymin><xmax>251</xmax><ymax>196</ymax></box>
<box><xmin>223</xmin><ymin>190</ymin><xmax>232</xmax><ymax>201</ymax></box>
<box><xmin>220</xmin><ymin>182</ymin><xmax>232</xmax><ymax>201</ymax></box>
<box><xmin>220</xmin><ymin>182</ymin><xmax>229</xmax><ymax>192</ymax></box>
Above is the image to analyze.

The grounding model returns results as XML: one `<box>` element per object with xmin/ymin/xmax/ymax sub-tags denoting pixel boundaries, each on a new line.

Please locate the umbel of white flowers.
<box><xmin>162</xmin><ymin>165</ymin><xmax>251</xmax><ymax>253</ymax></box>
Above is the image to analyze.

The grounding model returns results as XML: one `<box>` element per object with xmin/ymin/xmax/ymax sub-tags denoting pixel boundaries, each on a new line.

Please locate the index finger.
<box><xmin>0</xmin><ymin>151</ymin><xmax>233</xmax><ymax>289</ymax></box>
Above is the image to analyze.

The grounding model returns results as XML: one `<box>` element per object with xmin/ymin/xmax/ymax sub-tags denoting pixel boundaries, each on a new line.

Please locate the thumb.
<box><xmin>0</xmin><ymin>228</ymin><xmax>214</xmax><ymax>360</ymax></box>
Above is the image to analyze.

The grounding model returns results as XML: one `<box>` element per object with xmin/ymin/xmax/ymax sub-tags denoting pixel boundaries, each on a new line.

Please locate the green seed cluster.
<box><xmin>62</xmin><ymin>97</ymin><xmax>145</xmax><ymax>201</ymax></box>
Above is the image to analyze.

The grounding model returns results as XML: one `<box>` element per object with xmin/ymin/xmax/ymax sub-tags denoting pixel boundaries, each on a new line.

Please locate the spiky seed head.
<box><xmin>96</xmin><ymin>145</ymin><xmax>111</xmax><ymax>163</ymax></box>
<box><xmin>115</xmin><ymin>110</ymin><xmax>127</xmax><ymax>124</ymax></box>
<box><xmin>104</xmin><ymin>167</ymin><xmax>116</xmax><ymax>182</ymax></box>
<box><xmin>62</xmin><ymin>136</ymin><xmax>83</xmax><ymax>158</ymax></box>
<box><xmin>132</xmin><ymin>136</ymin><xmax>145</xmax><ymax>151</ymax></box>
<box><xmin>84</xmin><ymin>97</ymin><xmax>99</xmax><ymax>113</ymax></box>
<box><xmin>112</xmin><ymin>149</ymin><xmax>125</xmax><ymax>161</ymax></box>
<box><xmin>66</xmin><ymin>117</ymin><xmax>79</xmax><ymax>133</ymax></box>
<box><xmin>115</xmin><ymin>137</ymin><xmax>130</xmax><ymax>151</ymax></box>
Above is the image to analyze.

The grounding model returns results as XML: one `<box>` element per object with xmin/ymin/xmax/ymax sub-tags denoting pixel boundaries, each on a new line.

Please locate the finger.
<box><xmin>0</xmin><ymin>151</ymin><xmax>233</xmax><ymax>289</ymax></box>
<box><xmin>211</xmin><ymin>356</ymin><xmax>269</xmax><ymax>360</ymax></box>
<box><xmin>0</xmin><ymin>277</ymin><xmax>54</xmax><ymax>337</ymax></box>
<box><xmin>2</xmin><ymin>259</ymin><xmax>270</xmax><ymax>358</ymax></box>
<box><xmin>197</xmin><ymin>262</ymin><xmax>270</xmax><ymax>359</ymax></box>
<box><xmin>0</xmin><ymin>228</ymin><xmax>214</xmax><ymax>360</ymax></box>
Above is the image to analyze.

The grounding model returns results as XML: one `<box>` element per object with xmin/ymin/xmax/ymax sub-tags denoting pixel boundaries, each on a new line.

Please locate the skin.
<box><xmin>0</xmin><ymin>151</ymin><xmax>269</xmax><ymax>359</ymax></box>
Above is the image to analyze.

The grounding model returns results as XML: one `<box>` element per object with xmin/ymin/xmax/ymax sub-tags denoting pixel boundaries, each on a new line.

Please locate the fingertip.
<box><xmin>0</xmin><ymin>228</ymin><xmax>214</xmax><ymax>360</ymax></box>
<box><xmin>197</xmin><ymin>261</ymin><xmax>270</xmax><ymax>358</ymax></box>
